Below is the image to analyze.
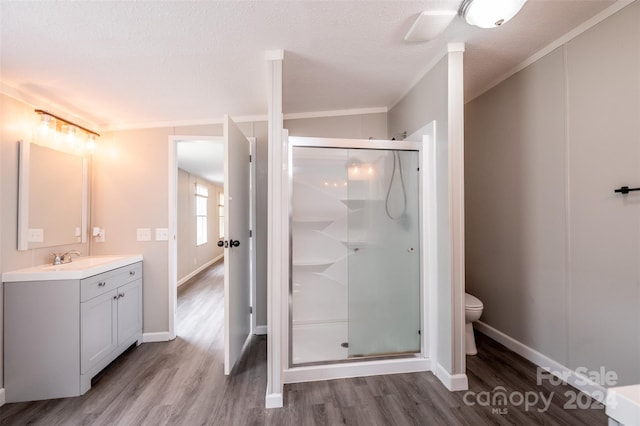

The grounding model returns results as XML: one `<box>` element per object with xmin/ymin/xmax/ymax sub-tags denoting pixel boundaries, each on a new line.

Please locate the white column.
<box><xmin>265</xmin><ymin>49</ymin><xmax>284</xmax><ymax>409</ymax></box>
<box><xmin>447</xmin><ymin>42</ymin><xmax>466</xmax><ymax>378</ymax></box>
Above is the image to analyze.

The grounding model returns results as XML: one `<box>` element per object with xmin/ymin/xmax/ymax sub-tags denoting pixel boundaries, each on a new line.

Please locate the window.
<box><xmin>218</xmin><ymin>191</ymin><xmax>225</xmax><ymax>239</ymax></box>
<box><xmin>196</xmin><ymin>183</ymin><xmax>208</xmax><ymax>246</ymax></box>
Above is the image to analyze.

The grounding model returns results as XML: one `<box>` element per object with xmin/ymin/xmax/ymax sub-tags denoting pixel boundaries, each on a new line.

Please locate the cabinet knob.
<box><xmin>129</xmin><ymin>270</ymin><xmax>136</xmax><ymax>276</ymax></box>
<box><xmin>113</xmin><ymin>295</ymin><xmax>118</xmax><ymax>300</ymax></box>
<box><xmin>98</xmin><ymin>281</ymin><xmax>106</xmax><ymax>287</ymax></box>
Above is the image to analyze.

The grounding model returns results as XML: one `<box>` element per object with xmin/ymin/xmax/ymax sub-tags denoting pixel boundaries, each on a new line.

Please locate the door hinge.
<box><xmin>249</xmin><ymin>154</ymin><xmax>252</xmax><ymax>162</ymax></box>
<box><xmin>249</xmin><ymin>306</ymin><xmax>253</xmax><ymax>314</ymax></box>
<box><xmin>249</xmin><ymin>229</ymin><xmax>253</xmax><ymax>238</ymax></box>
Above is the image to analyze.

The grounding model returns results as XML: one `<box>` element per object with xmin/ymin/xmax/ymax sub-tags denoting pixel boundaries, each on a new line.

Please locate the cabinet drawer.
<box><xmin>81</xmin><ymin>262</ymin><xmax>142</xmax><ymax>302</ymax></box>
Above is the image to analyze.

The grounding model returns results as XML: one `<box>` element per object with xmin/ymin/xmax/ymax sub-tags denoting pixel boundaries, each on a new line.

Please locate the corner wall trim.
<box><xmin>253</xmin><ymin>325</ymin><xmax>268</xmax><ymax>336</ymax></box>
<box><xmin>474</xmin><ymin>321</ymin><xmax>608</xmax><ymax>404</ymax></box>
<box><xmin>0</xmin><ymin>388</ymin><xmax>5</xmax><ymax>407</ymax></box>
<box><xmin>434</xmin><ymin>363</ymin><xmax>469</xmax><ymax>392</ymax></box>
<box><xmin>142</xmin><ymin>332</ymin><xmax>172</xmax><ymax>343</ymax></box>
<box><xmin>265</xmin><ymin>392</ymin><xmax>284</xmax><ymax>409</ymax></box>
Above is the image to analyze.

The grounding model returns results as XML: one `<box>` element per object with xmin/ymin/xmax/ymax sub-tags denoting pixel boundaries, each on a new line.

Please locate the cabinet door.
<box><xmin>117</xmin><ymin>279</ymin><xmax>142</xmax><ymax>346</ymax></box>
<box><xmin>81</xmin><ymin>290</ymin><xmax>117</xmax><ymax>374</ymax></box>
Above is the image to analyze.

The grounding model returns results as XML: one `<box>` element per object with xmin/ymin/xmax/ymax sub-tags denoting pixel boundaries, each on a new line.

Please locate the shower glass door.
<box><xmin>290</xmin><ymin>144</ymin><xmax>421</xmax><ymax>365</ymax></box>
<box><xmin>347</xmin><ymin>149</ymin><xmax>421</xmax><ymax>357</ymax></box>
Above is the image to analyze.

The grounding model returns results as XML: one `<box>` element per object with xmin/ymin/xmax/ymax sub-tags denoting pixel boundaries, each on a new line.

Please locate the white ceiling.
<box><xmin>177</xmin><ymin>139</ymin><xmax>224</xmax><ymax>185</ymax></box>
<box><xmin>0</xmin><ymin>0</ymin><xmax>620</xmax><ymax>131</ymax></box>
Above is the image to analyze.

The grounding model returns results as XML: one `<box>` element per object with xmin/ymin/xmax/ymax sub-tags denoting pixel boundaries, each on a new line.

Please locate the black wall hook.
<box><xmin>614</xmin><ymin>186</ymin><xmax>640</xmax><ymax>194</ymax></box>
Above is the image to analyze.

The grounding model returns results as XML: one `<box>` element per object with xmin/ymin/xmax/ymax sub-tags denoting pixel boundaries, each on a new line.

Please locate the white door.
<box><xmin>223</xmin><ymin>115</ymin><xmax>252</xmax><ymax>375</ymax></box>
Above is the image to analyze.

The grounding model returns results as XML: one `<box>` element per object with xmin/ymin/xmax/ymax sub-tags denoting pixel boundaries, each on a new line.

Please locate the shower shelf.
<box><xmin>292</xmin><ymin>217</ymin><xmax>335</xmax><ymax>224</ymax></box>
<box><xmin>292</xmin><ymin>257</ymin><xmax>345</xmax><ymax>267</ymax></box>
<box><xmin>312</xmin><ymin>272</ymin><xmax>347</xmax><ymax>286</ymax></box>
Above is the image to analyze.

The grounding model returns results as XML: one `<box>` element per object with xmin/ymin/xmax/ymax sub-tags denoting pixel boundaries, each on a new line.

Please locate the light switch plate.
<box><xmin>155</xmin><ymin>228</ymin><xmax>169</xmax><ymax>241</ymax></box>
<box><xmin>136</xmin><ymin>228</ymin><xmax>151</xmax><ymax>241</ymax></box>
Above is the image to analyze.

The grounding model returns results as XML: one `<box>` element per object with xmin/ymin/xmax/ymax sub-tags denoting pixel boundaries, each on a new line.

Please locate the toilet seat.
<box><xmin>465</xmin><ymin>293</ymin><xmax>483</xmax><ymax>310</ymax></box>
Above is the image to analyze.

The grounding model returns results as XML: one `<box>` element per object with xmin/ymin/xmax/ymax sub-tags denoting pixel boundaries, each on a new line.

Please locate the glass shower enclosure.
<box><xmin>290</xmin><ymin>138</ymin><xmax>422</xmax><ymax>365</ymax></box>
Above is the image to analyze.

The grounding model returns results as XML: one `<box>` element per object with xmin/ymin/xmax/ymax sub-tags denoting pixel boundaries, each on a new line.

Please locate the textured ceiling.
<box><xmin>0</xmin><ymin>0</ymin><xmax>620</xmax><ymax>129</ymax></box>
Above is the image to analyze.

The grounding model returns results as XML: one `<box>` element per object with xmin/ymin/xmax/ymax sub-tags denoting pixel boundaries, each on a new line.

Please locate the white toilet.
<box><xmin>465</xmin><ymin>293</ymin><xmax>484</xmax><ymax>355</ymax></box>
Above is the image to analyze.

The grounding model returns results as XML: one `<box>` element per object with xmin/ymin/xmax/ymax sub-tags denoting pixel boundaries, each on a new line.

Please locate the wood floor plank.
<box><xmin>1</xmin><ymin>260</ymin><xmax>607</xmax><ymax>425</ymax></box>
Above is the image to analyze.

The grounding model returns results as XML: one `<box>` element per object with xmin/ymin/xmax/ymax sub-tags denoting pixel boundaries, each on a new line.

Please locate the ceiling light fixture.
<box><xmin>459</xmin><ymin>0</ymin><xmax>527</xmax><ymax>28</ymax></box>
<box><xmin>34</xmin><ymin>109</ymin><xmax>100</xmax><ymax>152</ymax></box>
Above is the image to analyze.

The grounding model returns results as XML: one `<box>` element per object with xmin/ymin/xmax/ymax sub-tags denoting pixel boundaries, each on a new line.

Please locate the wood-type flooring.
<box><xmin>0</xmin><ymin>261</ymin><xmax>607</xmax><ymax>425</ymax></box>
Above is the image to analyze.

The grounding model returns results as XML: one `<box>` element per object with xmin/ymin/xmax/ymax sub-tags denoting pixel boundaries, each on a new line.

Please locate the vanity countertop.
<box><xmin>606</xmin><ymin>384</ymin><xmax>640</xmax><ymax>426</ymax></box>
<box><xmin>2</xmin><ymin>255</ymin><xmax>143</xmax><ymax>282</ymax></box>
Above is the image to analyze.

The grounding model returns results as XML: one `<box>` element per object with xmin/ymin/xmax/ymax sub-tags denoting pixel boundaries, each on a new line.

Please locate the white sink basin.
<box><xmin>2</xmin><ymin>255</ymin><xmax>143</xmax><ymax>282</ymax></box>
<box><xmin>38</xmin><ymin>256</ymin><xmax>129</xmax><ymax>271</ymax></box>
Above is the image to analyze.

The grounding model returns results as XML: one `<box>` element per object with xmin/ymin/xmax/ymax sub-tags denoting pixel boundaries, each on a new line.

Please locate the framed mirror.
<box><xmin>18</xmin><ymin>140</ymin><xmax>88</xmax><ymax>250</ymax></box>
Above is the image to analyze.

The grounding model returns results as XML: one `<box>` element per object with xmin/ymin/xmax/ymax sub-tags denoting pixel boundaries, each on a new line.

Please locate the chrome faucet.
<box><xmin>50</xmin><ymin>250</ymin><xmax>81</xmax><ymax>265</ymax></box>
<box><xmin>50</xmin><ymin>252</ymin><xmax>63</xmax><ymax>265</ymax></box>
<box><xmin>62</xmin><ymin>250</ymin><xmax>81</xmax><ymax>263</ymax></box>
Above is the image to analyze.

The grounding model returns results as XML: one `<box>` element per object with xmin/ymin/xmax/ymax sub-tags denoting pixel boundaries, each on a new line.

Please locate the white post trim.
<box><xmin>168</xmin><ymin>136</ymin><xmax>178</xmax><ymax>341</ymax></box>
<box><xmin>447</xmin><ymin>42</ymin><xmax>466</xmax><ymax>375</ymax></box>
<box><xmin>422</xmin><ymin>124</ymin><xmax>440</xmax><ymax>364</ymax></box>
<box><xmin>266</xmin><ymin>49</ymin><xmax>284</xmax><ymax>409</ymax></box>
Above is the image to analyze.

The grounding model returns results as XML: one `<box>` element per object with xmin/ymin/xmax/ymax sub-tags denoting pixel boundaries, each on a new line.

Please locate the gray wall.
<box><xmin>285</xmin><ymin>112</ymin><xmax>387</xmax><ymax>140</ymax></box>
<box><xmin>465</xmin><ymin>1</ymin><xmax>640</xmax><ymax>386</ymax></box>
<box><xmin>388</xmin><ymin>55</ymin><xmax>459</xmax><ymax>374</ymax></box>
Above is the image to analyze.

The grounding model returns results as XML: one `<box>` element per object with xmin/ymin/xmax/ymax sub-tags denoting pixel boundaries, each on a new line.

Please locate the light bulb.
<box><xmin>39</xmin><ymin>114</ymin><xmax>53</xmax><ymax>136</ymax></box>
<box><xmin>87</xmin><ymin>134</ymin><xmax>98</xmax><ymax>152</ymax></box>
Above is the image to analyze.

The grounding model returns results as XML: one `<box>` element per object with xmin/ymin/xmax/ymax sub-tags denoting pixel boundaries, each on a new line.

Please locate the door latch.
<box><xmin>217</xmin><ymin>239</ymin><xmax>240</xmax><ymax>248</ymax></box>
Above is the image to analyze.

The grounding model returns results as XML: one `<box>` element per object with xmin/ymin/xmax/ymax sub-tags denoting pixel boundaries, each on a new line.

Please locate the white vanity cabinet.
<box><xmin>80</xmin><ymin>263</ymin><xmax>142</xmax><ymax>377</ymax></box>
<box><xmin>3</xmin><ymin>257</ymin><xmax>143</xmax><ymax>403</ymax></box>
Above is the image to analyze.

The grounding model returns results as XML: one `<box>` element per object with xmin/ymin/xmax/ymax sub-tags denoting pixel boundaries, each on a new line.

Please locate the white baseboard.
<box><xmin>142</xmin><ymin>332</ymin><xmax>172</xmax><ymax>343</ymax></box>
<box><xmin>265</xmin><ymin>391</ymin><xmax>283</xmax><ymax>409</ymax></box>
<box><xmin>474</xmin><ymin>321</ymin><xmax>608</xmax><ymax>404</ymax></box>
<box><xmin>177</xmin><ymin>254</ymin><xmax>224</xmax><ymax>287</ymax></box>
<box><xmin>434</xmin><ymin>363</ymin><xmax>469</xmax><ymax>391</ymax></box>
<box><xmin>283</xmin><ymin>357</ymin><xmax>430</xmax><ymax>384</ymax></box>
<box><xmin>0</xmin><ymin>388</ymin><xmax>5</xmax><ymax>407</ymax></box>
<box><xmin>253</xmin><ymin>325</ymin><xmax>267</xmax><ymax>335</ymax></box>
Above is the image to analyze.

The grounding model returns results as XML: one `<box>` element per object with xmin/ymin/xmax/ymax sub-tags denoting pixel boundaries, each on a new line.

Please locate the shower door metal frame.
<box><xmin>287</xmin><ymin>136</ymin><xmax>425</xmax><ymax>369</ymax></box>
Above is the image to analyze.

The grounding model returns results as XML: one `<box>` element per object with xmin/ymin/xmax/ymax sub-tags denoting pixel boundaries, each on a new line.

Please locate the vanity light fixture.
<box><xmin>38</xmin><ymin>113</ymin><xmax>54</xmax><ymax>136</ymax></box>
<box><xmin>34</xmin><ymin>109</ymin><xmax>100</xmax><ymax>152</ymax></box>
<box><xmin>459</xmin><ymin>0</ymin><xmax>527</xmax><ymax>28</ymax></box>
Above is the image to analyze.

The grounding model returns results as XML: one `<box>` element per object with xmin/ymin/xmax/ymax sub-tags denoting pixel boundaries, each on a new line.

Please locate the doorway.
<box><xmin>167</xmin><ymin>131</ymin><xmax>257</xmax><ymax>374</ymax></box>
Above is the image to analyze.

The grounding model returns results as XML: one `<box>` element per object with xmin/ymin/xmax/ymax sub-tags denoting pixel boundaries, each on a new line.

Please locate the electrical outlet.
<box><xmin>95</xmin><ymin>228</ymin><xmax>105</xmax><ymax>243</ymax></box>
<box><xmin>136</xmin><ymin>228</ymin><xmax>151</xmax><ymax>241</ymax></box>
<box><xmin>28</xmin><ymin>228</ymin><xmax>44</xmax><ymax>242</ymax></box>
<box><xmin>155</xmin><ymin>228</ymin><xmax>169</xmax><ymax>241</ymax></box>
